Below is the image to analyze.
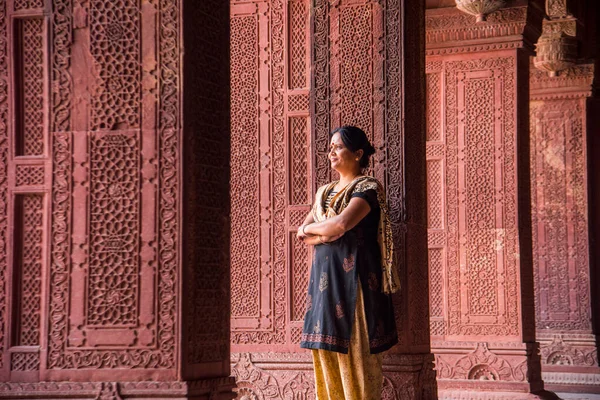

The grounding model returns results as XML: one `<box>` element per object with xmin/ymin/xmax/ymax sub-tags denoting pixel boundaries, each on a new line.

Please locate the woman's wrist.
<box><xmin>301</xmin><ymin>224</ymin><xmax>308</xmax><ymax>236</ymax></box>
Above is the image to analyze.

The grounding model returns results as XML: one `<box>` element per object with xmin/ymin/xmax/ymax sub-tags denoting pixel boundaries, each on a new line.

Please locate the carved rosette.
<box><xmin>534</xmin><ymin>22</ymin><xmax>577</xmax><ymax>77</ymax></box>
<box><xmin>455</xmin><ymin>0</ymin><xmax>506</xmax><ymax>23</ymax></box>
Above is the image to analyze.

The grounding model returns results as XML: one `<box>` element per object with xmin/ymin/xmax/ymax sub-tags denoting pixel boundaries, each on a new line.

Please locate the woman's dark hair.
<box><xmin>330</xmin><ymin>125</ymin><xmax>375</xmax><ymax>169</ymax></box>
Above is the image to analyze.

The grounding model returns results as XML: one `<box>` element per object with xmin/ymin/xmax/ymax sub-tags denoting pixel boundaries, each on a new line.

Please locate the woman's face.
<box><xmin>329</xmin><ymin>132</ymin><xmax>360</xmax><ymax>173</ymax></box>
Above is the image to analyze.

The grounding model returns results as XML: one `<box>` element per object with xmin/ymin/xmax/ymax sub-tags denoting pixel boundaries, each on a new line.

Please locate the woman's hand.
<box><xmin>297</xmin><ymin>225</ymin><xmax>309</xmax><ymax>241</ymax></box>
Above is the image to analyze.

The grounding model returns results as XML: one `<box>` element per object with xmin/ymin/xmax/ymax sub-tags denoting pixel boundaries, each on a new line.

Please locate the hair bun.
<box><xmin>366</xmin><ymin>144</ymin><xmax>376</xmax><ymax>156</ymax></box>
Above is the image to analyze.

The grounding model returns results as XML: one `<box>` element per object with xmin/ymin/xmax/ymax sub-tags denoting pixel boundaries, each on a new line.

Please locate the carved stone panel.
<box><xmin>329</xmin><ymin>0</ymin><xmax>385</xmax><ymax>172</ymax></box>
<box><xmin>0</xmin><ymin>1</ymin><xmax>50</xmax><ymax>383</ymax></box>
<box><xmin>230</xmin><ymin>0</ymin><xmax>313</xmax><ymax>350</ymax></box>
<box><xmin>426</xmin><ymin>62</ymin><xmax>446</xmax><ymax>339</ymax></box>
<box><xmin>230</xmin><ymin>0</ymin><xmax>279</xmax><ymax>344</ymax></box>
<box><xmin>14</xmin><ymin>18</ymin><xmax>45</xmax><ymax>157</ymax></box>
<box><xmin>530</xmin><ymin>99</ymin><xmax>590</xmax><ymax>332</ymax></box>
<box><xmin>444</xmin><ymin>55</ymin><xmax>521</xmax><ymax>338</ymax></box>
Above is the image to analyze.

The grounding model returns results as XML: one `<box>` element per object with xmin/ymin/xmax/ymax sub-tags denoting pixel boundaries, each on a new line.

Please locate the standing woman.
<box><xmin>297</xmin><ymin>126</ymin><xmax>400</xmax><ymax>399</ymax></box>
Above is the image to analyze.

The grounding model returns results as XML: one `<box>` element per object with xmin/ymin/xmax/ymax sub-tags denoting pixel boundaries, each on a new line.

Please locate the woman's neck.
<box><xmin>337</xmin><ymin>169</ymin><xmax>362</xmax><ymax>187</ymax></box>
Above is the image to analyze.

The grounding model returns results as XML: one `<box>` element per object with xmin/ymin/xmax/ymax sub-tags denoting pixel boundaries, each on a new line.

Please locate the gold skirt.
<box><xmin>311</xmin><ymin>284</ymin><xmax>383</xmax><ymax>400</ymax></box>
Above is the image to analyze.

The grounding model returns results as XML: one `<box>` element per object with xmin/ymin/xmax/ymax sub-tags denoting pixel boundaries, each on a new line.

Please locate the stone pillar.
<box><xmin>0</xmin><ymin>0</ymin><xmax>234</xmax><ymax>398</ymax></box>
<box><xmin>528</xmin><ymin>0</ymin><xmax>600</xmax><ymax>394</ymax></box>
<box><xmin>425</xmin><ymin>2</ymin><xmax>548</xmax><ymax>397</ymax></box>
<box><xmin>530</xmin><ymin>63</ymin><xmax>600</xmax><ymax>395</ymax></box>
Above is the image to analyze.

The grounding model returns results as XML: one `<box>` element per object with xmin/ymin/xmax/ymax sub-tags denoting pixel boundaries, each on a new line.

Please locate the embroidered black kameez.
<box><xmin>300</xmin><ymin>184</ymin><xmax>398</xmax><ymax>354</ymax></box>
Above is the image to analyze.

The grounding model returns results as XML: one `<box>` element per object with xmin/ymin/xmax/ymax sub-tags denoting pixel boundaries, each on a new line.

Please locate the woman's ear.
<box><xmin>355</xmin><ymin>149</ymin><xmax>364</xmax><ymax>161</ymax></box>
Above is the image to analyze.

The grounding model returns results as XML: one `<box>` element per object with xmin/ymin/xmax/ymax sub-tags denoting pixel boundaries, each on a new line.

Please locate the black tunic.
<box><xmin>300</xmin><ymin>187</ymin><xmax>398</xmax><ymax>354</ymax></box>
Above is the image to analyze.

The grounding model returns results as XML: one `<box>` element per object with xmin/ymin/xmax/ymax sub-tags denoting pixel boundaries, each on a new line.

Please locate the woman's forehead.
<box><xmin>330</xmin><ymin>132</ymin><xmax>343</xmax><ymax>145</ymax></box>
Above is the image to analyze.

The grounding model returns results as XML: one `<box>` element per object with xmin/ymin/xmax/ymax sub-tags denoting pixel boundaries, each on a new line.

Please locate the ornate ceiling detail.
<box><xmin>455</xmin><ymin>0</ymin><xmax>506</xmax><ymax>22</ymax></box>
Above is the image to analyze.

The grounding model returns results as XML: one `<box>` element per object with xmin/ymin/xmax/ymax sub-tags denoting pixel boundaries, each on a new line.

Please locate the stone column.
<box><xmin>425</xmin><ymin>1</ymin><xmax>548</xmax><ymax>397</ymax></box>
<box><xmin>528</xmin><ymin>0</ymin><xmax>600</xmax><ymax>394</ymax></box>
<box><xmin>0</xmin><ymin>0</ymin><xmax>234</xmax><ymax>398</ymax></box>
<box><xmin>529</xmin><ymin>63</ymin><xmax>600</xmax><ymax>396</ymax></box>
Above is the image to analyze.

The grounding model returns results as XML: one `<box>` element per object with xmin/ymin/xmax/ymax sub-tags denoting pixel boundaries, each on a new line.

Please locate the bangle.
<box><xmin>301</xmin><ymin>224</ymin><xmax>308</xmax><ymax>235</ymax></box>
<box><xmin>318</xmin><ymin>235</ymin><xmax>325</xmax><ymax>245</ymax></box>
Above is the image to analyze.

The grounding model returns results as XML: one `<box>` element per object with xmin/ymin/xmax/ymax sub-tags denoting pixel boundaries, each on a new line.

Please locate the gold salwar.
<box><xmin>311</xmin><ymin>284</ymin><xmax>383</xmax><ymax>400</ymax></box>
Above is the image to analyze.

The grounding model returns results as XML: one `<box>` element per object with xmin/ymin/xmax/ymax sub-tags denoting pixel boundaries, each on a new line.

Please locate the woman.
<box><xmin>297</xmin><ymin>126</ymin><xmax>400</xmax><ymax>399</ymax></box>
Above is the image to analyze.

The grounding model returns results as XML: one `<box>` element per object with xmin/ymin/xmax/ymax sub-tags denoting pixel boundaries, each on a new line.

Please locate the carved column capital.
<box><xmin>455</xmin><ymin>0</ymin><xmax>506</xmax><ymax>23</ymax></box>
<box><xmin>533</xmin><ymin>20</ymin><xmax>577</xmax><ymax>76</ymax></box>
<box><xmin>533</xmin><ymin>0</ymin><xmax>579</xmax><ymax>77</ymax></box>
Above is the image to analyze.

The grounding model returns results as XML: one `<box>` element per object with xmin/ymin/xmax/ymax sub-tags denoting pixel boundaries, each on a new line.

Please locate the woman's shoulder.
<box><xmin>352</xmin><ymin>176</ymin><xmax>381</xmax><ymax>194</ymax></box>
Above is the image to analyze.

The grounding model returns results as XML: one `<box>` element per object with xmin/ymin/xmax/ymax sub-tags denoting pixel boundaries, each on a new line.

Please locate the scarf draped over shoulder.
<box><xmin>312</xmin><ymin>176</ymin><xmax>400</xmax><ymax>294</ymax></box>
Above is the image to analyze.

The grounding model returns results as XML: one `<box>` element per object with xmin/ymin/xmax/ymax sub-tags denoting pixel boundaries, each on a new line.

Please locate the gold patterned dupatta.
<box><xmin>312</xmin><ymin>176</ymin><xmax>400</xmax><ymax>294</ymax></box>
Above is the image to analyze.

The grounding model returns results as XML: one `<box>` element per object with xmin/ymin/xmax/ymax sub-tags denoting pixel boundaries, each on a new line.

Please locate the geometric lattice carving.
<box><xmin>426</xmin><ymin>72</ymin><xmax>442</xmax><ymax>141</ymax></box>
<box><xmin>290</xmin><ymin>117</ymin><xmax>309</xmax><ymax>205</ymax></box>
<box><xmin>288</xmin><ymin>94</ymin><xmax>309</xmax><ymax>112</ymax></box>
<box><xmin>465</xmin><ymin>75</ymin><xmax>497</xmax><ymax>318</ymax></box>
<box><xmin>15</xmin><ymin>165</ymin><xmax>44</xmax><ymax>186</ymax></box>
<box><xmin>14</xmin><ymin>195</ymin><xmax>43</xmax><ymax>347</ymax></box>
<box><xmin>290</xmin><ymin>327</ymin><xmax>303</xmax><ymax>344</ymax></box>
<box><xmin>230</xmin><ymin>0</ymin><xmax>290</xmax><ymax>346</ymax></box>
<box><xmin>429</xmin><ymin>248</ymin><xmax>445</xmax><ymax>337</ymax></box>
<box><xmin>230</xmin><ymin>14</ymin><xmax>260</xmax><ymax>319</ymax></box>
<box><xmin>10</xmin><ymin>353</ymin><xmax>40</xmax><ymax>371</ymax></box>
<box><xmin>427</xmin><ymin>159</ymin><xmax>443</xmax><ymax>229</ymax></box>
<box><xmin>289</xmin><ymin>0</ymin><xmax>308</xmax><ymax>89</ymax></box>
<box><xmin>429</xmin><ymin>249</ymin><xmax>444</xmax><ymax>318</ymax></box>
<box><xmin>14</xmin><ymin>0</ymin><xmax>43</xmax><ymax>10</ymax></box>
<box><xmin>87</xmin><ymin>133</ymin><xmax>139</xmax><ymax>326</ymax></box>
<box><xmin>289</xmin><ymin>210</ymin><xmax>306</xmax><ymax>228</ymax></box>
<box><xmin>89</xmin><ymin>0</ymin><xmax>141</xmax><ymax>130</ymax></box>
<box><xmin>426</xmin><ymin>64</ymin><xmax>446</xmax><ymax>340</ymax></box>
<box><xmin>16</xmin><ymin>19</ymin><xmax>45</xmax><ymax>156</ymax></box>
<box><xmin>337</xmin><ymin>4</ymin><xmax>374</xmax><ymax>141</ymax></box>
<box><xmin>291</xmin><ymin>232</ymin><xmax>309</xmax><ymax>321</ymax></box>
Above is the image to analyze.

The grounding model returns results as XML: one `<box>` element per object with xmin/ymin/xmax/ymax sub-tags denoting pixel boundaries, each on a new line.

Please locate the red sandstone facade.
<box><xmin>0</xmin><ymin>0</ymin><xmax>596</xmax><ymax>399</ymax></box>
